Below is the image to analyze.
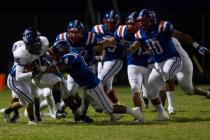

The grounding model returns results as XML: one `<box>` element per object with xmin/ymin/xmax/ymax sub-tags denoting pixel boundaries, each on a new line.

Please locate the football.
<box><xmin>23</xmin><ymin>64</ymin><xmax>36</xmax><ymax>72</ymax></box>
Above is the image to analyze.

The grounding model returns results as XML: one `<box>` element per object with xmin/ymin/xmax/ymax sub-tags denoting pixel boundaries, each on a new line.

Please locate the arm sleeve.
<box><xmin>61</xmin><ymin>53</ymin><xmax>78</xmax><ymax>66</ymax></box>
<box><xmin>159</xmin><ymin>21</ymin><xmax>174</xmax><ymax>36</ymax></box>
<box><xmin>15</xmin><ymin>65</ymin><xmax>33</xmax><ymax>81</ymax></box>
<box><xmin>113</xmin><ymin>29</ymin><xmax>121</xmax><ymax>42</ymax></box>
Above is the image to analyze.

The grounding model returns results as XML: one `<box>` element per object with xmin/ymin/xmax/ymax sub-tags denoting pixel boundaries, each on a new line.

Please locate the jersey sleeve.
<box><xmin>40</xmin><ymin>36</ymin><xmax>49</xmax><ymax>52</ymax></box>
<box><xmin>85</xmin><ymin>32</ymin><xmax>98</xmax><ymax>46</ymax></box>
<box><xmin>158</xmin><ymin>21</ymin><xmax>174</xmax><ymax>36</ymax></box>
<box><xmin>134</xmin><ymin>30</ymin><xmax>143</xmax><ymax>41</ymax></box>
<box><xmin>12</xmin><ymin>42</ymin><xmax>28</xmax><ymax>65</ymax></box>
<box><xmin>56</xmin><ymin>32</ymin><xmax>68</xmax><ymax>41</ymax></box>
<box><xmin>61</xmin><ymin>53</ymin><xmax>78</xmax><ymax>66</ymax></box>
<box><xmin>15</xmin><ymin>65</ymin><xmax>33</xmax><ymax>81</ymax></box>
<box><xmin>91</xmin><ymin>25</ymin><xmax>98</xmax><ymax>34</ymax></box>
<box><xmin>114</xmin><ymin>25</ymin><xmax>124</xmax><ymax>42</ymax></box>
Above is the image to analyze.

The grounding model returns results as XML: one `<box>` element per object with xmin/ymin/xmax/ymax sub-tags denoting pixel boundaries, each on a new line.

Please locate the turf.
<box><xmin>0</xmin><ymin>86</ymin><xmax>210</xmax><ymax>140</ymax></box>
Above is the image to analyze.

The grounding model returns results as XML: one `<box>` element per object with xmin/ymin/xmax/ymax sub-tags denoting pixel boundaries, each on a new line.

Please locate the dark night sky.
<box><xmin>1</xmin><ymin>0</ymin><xmax>210</xmax><ymax>75</ymax></box>
<box><xmin>1</xmin><ymin>0</ymin><xmax>210</xmax><ymax>12</ymax></box>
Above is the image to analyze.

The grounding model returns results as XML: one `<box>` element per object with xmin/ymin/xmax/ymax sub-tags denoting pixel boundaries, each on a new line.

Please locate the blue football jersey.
<box><xmin>135</xmin><ymin>21</ymin><xmax>180</xmax><ymax>64</ymax></box>
<box><xmin>92</xmin><ymin>24</ymin><xmax>124</xmax><ymax>61</ymax></box>
<box><xmin>114</xmin><ymin>25</ymin><xmax>150</xmax><ymax>67</ymax></box>
<box><xmin>56</xmin><ymin>31</ymin><xmax>97</xmax><ymax>66</ymax></box>
<box><xmin>60</xmin><ymin>47</ymin><xmax>100</xmax><ymax>89</ymax></box>
<box><xmin>9</xmin><ymin>64</ymin><xmax>17</xmax><ymax>77</ymax></box>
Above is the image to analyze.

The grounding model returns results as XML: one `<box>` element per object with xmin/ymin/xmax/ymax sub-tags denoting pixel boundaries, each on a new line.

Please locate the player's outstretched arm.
<box><xmin>93</xmin><ymin>37</ymin><xmax>117</xmax><ymax>55</ymax></box>
<box><xmin>128</xmin><ymin>41</ymin><xmax>140</xmax><ymax>54</ymax></box>
<box><xmin>173</xmin><ymin>30</ymin><xmax>210</xmax><ymax>55</ymax></box>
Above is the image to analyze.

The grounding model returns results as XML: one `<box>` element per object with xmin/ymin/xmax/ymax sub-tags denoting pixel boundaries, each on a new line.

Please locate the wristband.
<box><xmin>192</xmin><ymin>42</ymin><xmax>199</xmax><ymax>48</ymax></box>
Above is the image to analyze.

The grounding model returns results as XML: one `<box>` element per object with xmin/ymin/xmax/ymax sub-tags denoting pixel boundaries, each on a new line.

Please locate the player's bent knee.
<box><xmin>131</xmin><ymin>88</ymin><xmax>141</xmax><ymax>95</ymax></box>
<box><xmin>43</xmin><ymin>88</ymin><xmax>52</xmax><ymax>97</ymax></box>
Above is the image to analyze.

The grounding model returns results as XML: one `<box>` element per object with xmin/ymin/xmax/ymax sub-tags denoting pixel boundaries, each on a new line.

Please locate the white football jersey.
<box><xmin>13</xmin><ymin>36</ymin><xmax>49</xmax><ymax>65</ymax></box>
<box><xmin>12</xmin><ymin>36</ymin><xmax>49</xmax><ymax>81</ymax></box>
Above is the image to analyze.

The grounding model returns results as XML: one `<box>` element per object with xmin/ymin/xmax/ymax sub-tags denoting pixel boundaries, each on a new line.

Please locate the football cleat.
<box><xmin>23</xmin><ymin>109</ymin><xmax>28</xmax><ymax>117</ymax></box>
<box><xmin>158</xmin><ymin>111</ymin><xmax>169</xmax><ymax>121</ymax></box>
<box><xmin>49</xmin><ymin>113</ymin><xmax>57</xmax><ymax>119</ymax></box>
<box><xmin>10</xmin><ymin>112</ymin><xmax>19</xmax><ymax>123</ymax></box>
<box><xmin>35</xmin><ymin>112</ymin><xmax>42</xmax><ymax>122</ymax></box>
<box><xmin>74</xmin><ymin>115</ymin><xmax>94</xmax><ymax>123</ymax></box>
<box><xmin>56</xmin><ymin>111</ymin><xmax>66</xmax><ymax>119</ymax></box>
<box><xmin>168</xmin><ymin>106</ymin><xmax>176</xmax><ymax>115</ymax></box>
<box><xmin>36</xmin><ymin>116</ymin><xmax>42</xmax><ymax>122</ymax></box>
<box><xmin>110</xmin><ymin>114</ymin><xmax>122</xmax><ymax>123</ymax></box>
<box><xmin>28</xmin><ymin>120</ymin><xmax>38</xmax><ymax>125</ymax></box>
<box><xmin>131</xmin><ymin>107</ymin><xmax>144</xmax><ymax>123</ymax></box>
<box><xmin>1</xmin><ymin>109</ymin><xmax>11</xmax><ymax>122</ymax></box>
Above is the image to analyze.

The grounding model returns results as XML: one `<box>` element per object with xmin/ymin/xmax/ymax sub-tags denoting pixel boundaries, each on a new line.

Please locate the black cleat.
<box><xmin>36</xmin><ymin>115</ymin><xmax>42</xmax><ymax>122</ymax></box>
<box><xmin>56</xmin><ymin>111</ymin><xmax>66</xmax><ymax>119</ymax></box>
<box><xmin>74</xmin><ymin>115</ymin><xmax>94</xmax><ymax>123</ymax></box>
<box><xmin>10</xmin><ymin>113</ymin><xmax>19</xmax><ymax>123</ymax></box>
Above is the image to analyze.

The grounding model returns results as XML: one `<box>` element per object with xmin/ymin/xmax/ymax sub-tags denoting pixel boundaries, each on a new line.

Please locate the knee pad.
<box><xmin>145</xmin><ymin>88</ymin><xmax>159</xmax><ymax>100</ymax></box>
<box><xmin>131</xmin><ymin>88</ymin><xmax>141</xmax><ymax>96</ymax></box>
<box><xmin>181</xmin><ymin>84</ymin><xmax>193</xmax><ymax>95</ymax></box>
<box><xmin>43</xmin><ymin>88</ymin><xmax>52</xmax><ymax>97</ymax></box>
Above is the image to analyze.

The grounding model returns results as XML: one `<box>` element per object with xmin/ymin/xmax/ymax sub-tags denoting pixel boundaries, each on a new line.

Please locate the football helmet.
<box><xmin>67</xmin><ymin>20</ymin><xmax>84</xmax><ymax>43</ymax></box>
<box><xmin>67</xmin><ymin>20</ymin><xmax>84</xmax><ymax>32</ymax></box>
<box><xmin>137</xmin><ymin>9</ymin><xmax>157</xmax><ymax>29</ymax></box>
<box><xmin>23</xmin><ymin>27</ymin><xmax>42</xmax><ymax>55</ymax></box>
<box><xmin>103</xmin><ymin>10</ymin><xmax>120</xmax><ymax>32</ymax></box>
<box><xmin>52</xmin><ymin>40</ymin><xmax>70</xmax><ymax>55</ymax></box>
<box><xmin>126</xmin><ymin>12</ymin><xmax>139</xmax><ymax>34</ymax></box>
<box><xmin>126</xmin><ymin>12</ymin><xmax>138</xmax><ymax>24</ymax></box>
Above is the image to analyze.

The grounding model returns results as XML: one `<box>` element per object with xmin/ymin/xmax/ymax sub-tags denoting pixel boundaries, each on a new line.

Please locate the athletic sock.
<box><xmin>166</xmin><ymin>91</ymin><xmax>175</xmax><ymax>108</ymax></box>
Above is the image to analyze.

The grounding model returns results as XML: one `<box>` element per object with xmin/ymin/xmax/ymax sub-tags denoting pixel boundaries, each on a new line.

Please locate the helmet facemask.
<box><xmin>125</xmin><ymin>12</ymin><xmax>139</xmax><ymax>34</ymax></box>
<box><xmin>67</xmin><ymin>29</ymin><xmax>83</xmax><ymax>43</ymax></box>
<box><xmin>26</xmin><ymin>41</ymin><xmax>42</xmax><ymax>55</ymax></box>
<box><xmin>137</xmin><ymin>9</ymin><xmax>157</xmax><ymax>30</ymax></box>
<box><xmin>67</xmin><ymin>20</ymin><xmax>84</xmax><ymax>43</ymax></box>
<box><xmin>23</xmin><ymin>28</ymin><xmax>42</xmax><ymax>55</ymax></box>
<box><xmin>52</xmin><ymin>40</ymin><xmax>70</xmax><ymax>61</ymax></box>
<box><xmin>103</xmin><ymin>10</ymin><xmax>120</xmax><ymax>32</ymax></box>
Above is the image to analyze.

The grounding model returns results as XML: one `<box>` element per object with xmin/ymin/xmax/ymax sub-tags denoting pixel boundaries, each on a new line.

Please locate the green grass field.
<box><xmin>0</xmin><ymin>86</ymin><xmax>210</xmax><ymax>140</ymax></box>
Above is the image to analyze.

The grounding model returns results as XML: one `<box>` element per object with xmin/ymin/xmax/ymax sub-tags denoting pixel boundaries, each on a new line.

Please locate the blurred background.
<box><xmin>0</xmin><ymin>0</ymin><xmax>210</xmax><ymax>86</ymax></box>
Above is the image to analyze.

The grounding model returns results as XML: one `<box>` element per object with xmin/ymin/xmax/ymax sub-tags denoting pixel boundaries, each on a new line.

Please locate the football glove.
<box><xmin>197</xmin><ymin>46</ymin><xmax>210</xmax><ymax>55</ymax></box>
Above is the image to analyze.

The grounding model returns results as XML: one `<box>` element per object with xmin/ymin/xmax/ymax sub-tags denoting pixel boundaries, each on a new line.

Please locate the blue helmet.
<box><xmin>52</xmin><ymin>40</ymin><xmax>70</xmax><ymax>55</ymax></box>
<box><xmin>126</xmin><ymin>12</ymin><xmax>138</xmax><ymax>24</ymax></box>
<box><xmin>103</xmin><ymin>10</ymin><xmax>120</xmax><ymax>23</ymax></box>
<box><xmin>137</xmin><ymin>9</ymin><xmax>157</xmax><ymax>25</ymax></box>
<box><xmin>67</xmin><ymin>20</ymin><xmax>84</xmax><ymax>32</ymax></box>
<box><xmin>22</xmin><ymin>27</ymin><xmax>42</xmax><ymax>54</ymax></box>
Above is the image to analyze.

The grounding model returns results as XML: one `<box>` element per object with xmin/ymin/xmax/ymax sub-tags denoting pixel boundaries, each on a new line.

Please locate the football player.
<box><xmin>56</xmin><ymin>20</ymin><xmax>103</xmax><ymax>120</ymax></box>
<box><xmin>159</xmin><ymin>37</ymin><xmax>210</xmax><ymax>107</ymax></box>
<box><xmin>132</xmin><ymin>9</ymin><xmax>183</xmax><ymax>119</ymax></box>
<box><xmin>96</xmin><ymin>12</ymin><xmax>150</xmax><ymax>115</ymax></box>
<box><xmin>160</xmin><ymin>10</ymin><xmax>210</xmax><ymax>114</ymax></box>
<box><xmin>0</xmin><ymin>89</ymin><xmax>22</xmax><ymax>123</ymax></box>
<box><xmin>45</xmin><ymin>40</ymin><xmax>145</xmax><ymax>123</ymax></box>
<box><xmin>92</xmin><ymin>10</ymin><xmax>122</xmax><ymax>104</ymax></box>
<box><xmin>4</xmin><ymin>27</ymin><xmax>49</xmax><ymax>125</ymax></box>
